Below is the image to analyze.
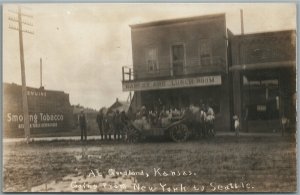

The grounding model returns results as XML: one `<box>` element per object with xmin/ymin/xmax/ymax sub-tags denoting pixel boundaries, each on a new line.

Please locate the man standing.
<box><xmin>79</xmin><ymin>110</ymin><xmax>87</xmax><ymax>141</ymax></box>
<box><xmin>114</xmin><ymin>110</ymin><xmax>122</xmax><ymax>140</ymax></box>
<box><xmin>206</xmin><ymin>104</ymin><xmax>215</xmax><ymax>136</ymax></box>
<box><xmin>199</xmin><ymin>104</ymin><xmax>207</xmax><ymax>137</ymax></box>
<box><xmin>96</xmin><ymin>109</ymin><xmax>104</xmax><ymax>139</ymax></box>
<box><xmin>233</xmin><ymin>115</ymin><xmax>240</xmax><ymax>137</ymax></box>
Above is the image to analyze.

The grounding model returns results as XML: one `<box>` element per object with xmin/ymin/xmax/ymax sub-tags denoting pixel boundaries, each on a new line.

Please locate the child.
<box><xmin>233</xmin><ymin>115</ymin><xmax>240</xmax><ymax>137</ymax></box>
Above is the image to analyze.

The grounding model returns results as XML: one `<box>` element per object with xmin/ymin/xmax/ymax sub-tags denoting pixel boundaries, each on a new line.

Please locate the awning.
<box><xmin>229</xmin><ymin>61</ymin><xmax>295</xmax><ymax>71</ymax></box>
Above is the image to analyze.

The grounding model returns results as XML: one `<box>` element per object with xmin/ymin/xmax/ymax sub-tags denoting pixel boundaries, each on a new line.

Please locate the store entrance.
<box><xmin>242</xmin><ymin>70</ymin><xmax>284</xmax><ymax>132</ymax></box>
<box><xmin>243</xmin><ymin>78</ymin><xmax>279</xmax><ymax>120</ymax></box>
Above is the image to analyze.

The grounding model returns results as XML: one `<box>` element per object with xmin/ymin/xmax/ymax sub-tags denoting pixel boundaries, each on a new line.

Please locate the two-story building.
<box><xmin>122</xmin><ymin>14</ymin><xmax>231</xmax><ymax>131</ymax></box>
<box><xmin>229</xmin><ymin>30</ymin><xmax>296</xmax><ymax>132</ymax></box>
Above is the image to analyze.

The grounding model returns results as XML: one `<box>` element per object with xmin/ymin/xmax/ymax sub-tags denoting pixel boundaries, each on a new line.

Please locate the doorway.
<box><xmin>242</xmin><ymin>74</ymin><xmax>281</xmax><ymax>132</ymax></box>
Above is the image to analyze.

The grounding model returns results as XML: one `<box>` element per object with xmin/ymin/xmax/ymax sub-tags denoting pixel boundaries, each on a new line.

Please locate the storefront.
<box><xmin>123</xmin><ymin>74</ymin><xmax>231</xmax><ymax>131</ymax></box>
<box><xmin>229</xmin><ymin>30</ymin><xmax>296</xmax><ymax>132</ymax></box>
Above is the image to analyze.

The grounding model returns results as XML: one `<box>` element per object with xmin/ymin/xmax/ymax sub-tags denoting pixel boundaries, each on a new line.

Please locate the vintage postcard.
<box><xmin>2</xmin><ymin>3</ymin><xmax>297</xmax><ymax>193</ymax></box>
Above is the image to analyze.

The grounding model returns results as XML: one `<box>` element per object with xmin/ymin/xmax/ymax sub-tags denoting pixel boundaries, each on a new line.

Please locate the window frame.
<box><xmin>145</xmin><ymin>47</ymin><xmax>159</xmax><ymax>73</ymax></box>
<box><xmin>198</xmin><ymin>38</ymin><xmax>213</xmax><ymax>66</ymax></box>
<box><xmin>170</xmin><ymin>43</ymin><xmax>186</xmax><ymax>76</ymax></box>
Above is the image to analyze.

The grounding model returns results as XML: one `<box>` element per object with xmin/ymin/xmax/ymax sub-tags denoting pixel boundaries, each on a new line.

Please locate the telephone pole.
<box><xmin>240</xmin><ymin>9</ymin><xmax>244</xmax><ymax>35</ymax></box>
<box><xmin>40</xmin><ymin>58</ymin><xmax>43</xmax><ymax>88</ymax></box>
<box><xmin>8</xmin><ymin>6</ymin><xmax>34</xmax><ymax>143</ymax></box>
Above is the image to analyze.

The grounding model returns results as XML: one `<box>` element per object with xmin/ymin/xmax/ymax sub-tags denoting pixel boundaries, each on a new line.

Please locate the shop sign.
<box><xmin>5</xmin><ymin>112</ymin><xmax>64</xmax><ymax>129</ymax></box>
<box><xmin>257</xmin><ymin>105</ymin><xmax>267</xmax><ymax>112</ymax></box>
<box><xmin>122</xmin><ymin>75</ymin><xmax>222</xmax><ymax>91</ymax></box>
<box><xmin>27</xmin><ymin>90</ymin><xmax>47</xmax><ymax>97</ymax></box>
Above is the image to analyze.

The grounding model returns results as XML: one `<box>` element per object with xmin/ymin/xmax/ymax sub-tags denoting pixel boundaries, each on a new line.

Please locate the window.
<box><xmin>171</xmin><ymin>44</ymin><xmax>185</xmax><ymax>76</ymax></box>
<box><xmin>145</xmin><ymin>48</ymin><xmax>158</xmax><ymax>72</ymax></box>
<box><xmin>199</xmin><ymin>39</ymin><xmax>212</xmax><ymax>66</ymax></box>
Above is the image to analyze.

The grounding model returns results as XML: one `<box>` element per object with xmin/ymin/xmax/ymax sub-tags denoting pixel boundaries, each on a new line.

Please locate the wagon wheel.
<box><xmin>170</xmin><ymin>124</ymin><xmax>189</xmax><ymax>142</ymax></box>
<box><xmin>126</xmin><ymin>125</ymin><xmax>140</xmax><ymax>143</ymax></box>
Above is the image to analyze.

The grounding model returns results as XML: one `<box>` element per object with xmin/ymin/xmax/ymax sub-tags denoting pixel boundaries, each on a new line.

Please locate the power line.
<box><xmin>8</xmin><ymin>9</ymin><xmax>34</xmax><ymax>18</ymax></box>
<box><xmin>9</xmin><ymin>16</ymin><xmax>34</xmax><ymax>26</ymax></box>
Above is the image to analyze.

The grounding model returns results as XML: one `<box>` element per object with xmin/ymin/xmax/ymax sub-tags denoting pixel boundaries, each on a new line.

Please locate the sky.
<box><xmin>2</xmin><ymin>3</ymin><xmax>296</xmax><ymax>109</ymax></box>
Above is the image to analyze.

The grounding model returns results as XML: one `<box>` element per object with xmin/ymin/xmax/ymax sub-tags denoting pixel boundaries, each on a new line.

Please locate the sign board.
<box><xmin>122</xmin><ymin>75</ymin><xmax>222</xmax><ymax>91</ymax></box>
<box><xmin>257</xmin><ymin>105</ymin><xmax>267</xmax><ymax>112</ymax></box>
<box><xmin>27</xmin><ymin>90</ymin><xmax>47</xmax><ymax>97</ymax></box>
<box><xmin>5</xmin><ymin>112</ymin><xmax>65</xmax><ymax>130</ymax></box>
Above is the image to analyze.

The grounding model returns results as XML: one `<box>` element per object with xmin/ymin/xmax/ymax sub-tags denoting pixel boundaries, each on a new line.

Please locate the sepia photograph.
<box><xmin>2</xmin><ymin>3</ymin><xmax>297</xmax><ymax>193</ymax></box>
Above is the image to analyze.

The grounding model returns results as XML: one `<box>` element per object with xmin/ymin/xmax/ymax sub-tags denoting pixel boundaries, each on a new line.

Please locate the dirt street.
<box><xmin>3</xmin><ymin>135</ymin><xmax>296</xmax><ymax>192</ymax></box>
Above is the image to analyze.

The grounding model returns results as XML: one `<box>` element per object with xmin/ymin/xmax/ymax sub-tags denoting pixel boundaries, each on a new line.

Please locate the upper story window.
<box><xmin>199</xmin><ymin>39</ymin><xmax>212</xmax><ymax>66</ymax></box>
<box><xmin>145</xmin><ymin>48</ymin><xmax>158</xmax><ymax>72</ymax></box>
<box><xmin>171</xmin><ymin>44</ymin><xmax>185</xmax><ymax>76</ymax></box>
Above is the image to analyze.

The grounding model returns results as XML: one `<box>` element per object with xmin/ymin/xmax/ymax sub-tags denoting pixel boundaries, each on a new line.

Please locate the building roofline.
<box><xmin>3</xmin><ymin>82</ymin><xmax>68</xmax><ymax>94</ymax></box>
<box><xmin>231</xmin><ymin>29</ymin><xmax>296</xmax><ymax>38</ymax></box>
<box><xmin>130</xmin><ymin>13</ymin><xmax>225</xmax><ymax>29</ymax></box>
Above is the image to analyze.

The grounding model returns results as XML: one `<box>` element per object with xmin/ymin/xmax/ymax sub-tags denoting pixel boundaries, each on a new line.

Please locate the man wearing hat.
<box><xmin>79</xmin><ymin>110</ymin><xmax>88</xmax><ymax>141</ymax></box>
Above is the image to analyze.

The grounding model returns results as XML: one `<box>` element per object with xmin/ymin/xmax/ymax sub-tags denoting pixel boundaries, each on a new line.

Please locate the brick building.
<box><xmin>228</xmin><ymin>30</ymin><xmax>296</xmax><ymax>132</ymax></box>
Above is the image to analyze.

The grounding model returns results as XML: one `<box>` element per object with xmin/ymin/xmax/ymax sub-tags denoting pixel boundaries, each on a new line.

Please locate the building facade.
<box><xmin>3</xmin><ymin>83</ymin><xmax>74</xmax><ymax>137</ymax></box>
<box><xmin>229</xmin><ymin>30</ymin><xmax>296</xmax><ymax>132</ymax></box>
<box><xmin>122</xmin><ymin>14</ymin><xmax>231</xmax><ymax>131</ymax></box>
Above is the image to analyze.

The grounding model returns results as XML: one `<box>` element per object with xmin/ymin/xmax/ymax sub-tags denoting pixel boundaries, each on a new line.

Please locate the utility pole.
<box><xmin>240</xmin><ymin>9</ymin><xmax>244</xmax><ymax>35</ymax></box>
<box><xmin>40</xmin><ymin>58</ymin><xmax>43</xmax><ymax>88</ymax></box>
<box><xmin>8</xmin><ymin>6</ymin><xmax>34</xmax><ymax>143</ymax></box>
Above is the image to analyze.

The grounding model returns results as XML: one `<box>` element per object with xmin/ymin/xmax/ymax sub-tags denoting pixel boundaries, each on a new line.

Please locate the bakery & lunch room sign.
<box><xmin>122</xmin><ymin>75</ymin><xmax>222</xmax><ymax>91</ymax></box>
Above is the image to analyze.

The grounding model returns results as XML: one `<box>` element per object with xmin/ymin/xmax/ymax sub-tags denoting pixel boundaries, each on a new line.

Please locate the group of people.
<box><xmin>96</xmin><ymin>108</ymin><xmax>128</xmax><ymax>140</ymax></box>
<box><xmin>133</xmin><ymin>106</ymin><xmax>185</xmax><ymax>129</ymax></box>
<box><xmin>77</xmin><ymin>108</ymin><xmax>128</xmax><ymax>141</ymax></box>
<box><xmin>132</xmin><ymin>102</ymin><xmax>216</xmax><ymax>138</ymax></box>
<box><xmin>184</xmin><ymin>103</ymin><xmax>216</xmax><ymax>137</ymax></box>
<box><xmin>77</xmin><ymin>101</ymin><xmax>216</xmax><ymax>141</ymax></box>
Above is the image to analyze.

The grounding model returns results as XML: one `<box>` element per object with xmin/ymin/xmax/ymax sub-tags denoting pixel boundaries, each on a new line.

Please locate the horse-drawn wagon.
<box><xmin>99</xmin><ymin>104</ymin><xmax>215</xmax><ymax>143</ymax></box>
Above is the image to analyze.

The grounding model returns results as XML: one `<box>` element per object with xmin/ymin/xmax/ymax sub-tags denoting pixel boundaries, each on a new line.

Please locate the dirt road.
<box><xmin>3</xmin><ymin>135</ymin><xmax>296</xmax><ymax>192</ymax></box>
